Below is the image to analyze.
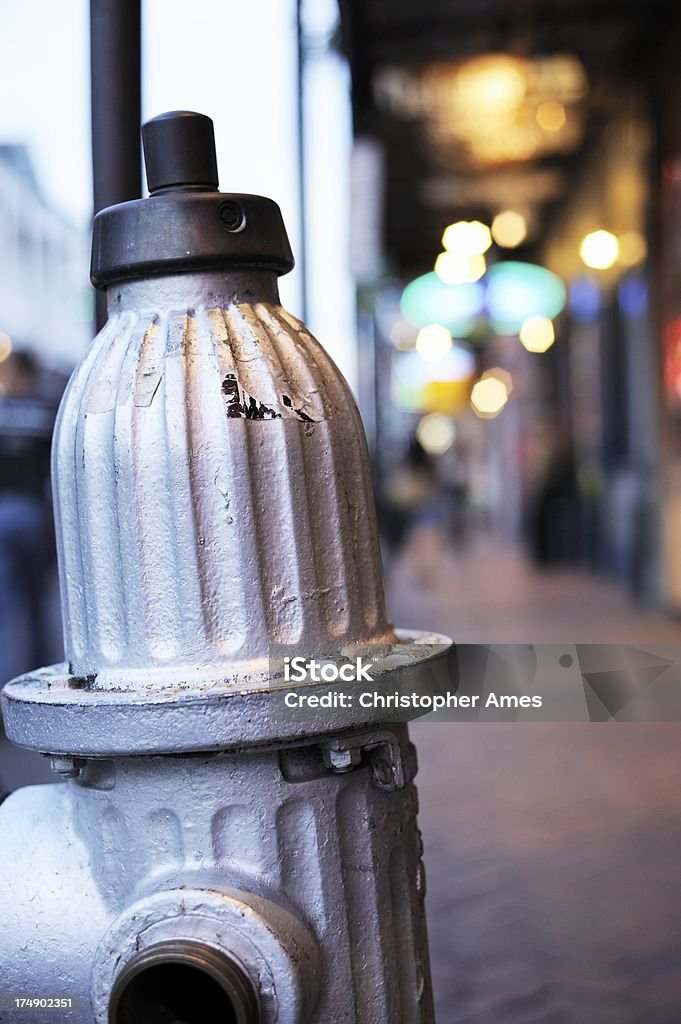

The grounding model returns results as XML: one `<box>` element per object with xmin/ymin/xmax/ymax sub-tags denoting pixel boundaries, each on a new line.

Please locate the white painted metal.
<box><xmin>0</xmin><ymin>264</ymin><xmax>447</xmax><ymax>1023</ymax></box>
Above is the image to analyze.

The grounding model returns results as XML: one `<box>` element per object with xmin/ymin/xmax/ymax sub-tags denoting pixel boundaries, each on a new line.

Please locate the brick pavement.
<box><xmin>388</xmin><ymin>533</ymin><xmax>681</xmax><ymax>1022</ymax></box>
<box><xmin>412</xmin><ymin>723</ymin><xmax>681</xmax><ymax>1023</ymax></box>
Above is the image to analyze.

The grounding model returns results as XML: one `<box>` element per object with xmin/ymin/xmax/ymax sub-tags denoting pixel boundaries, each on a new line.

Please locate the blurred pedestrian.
<box><xmin>437</xmin><ymin>440</ymin><xmax>469</xmax><ymax>548</ymax></box>
<box><xmin>0</xmin><ymin>350</ymin><xmax>57</xmax><ymax>684</ymax></box>
<box><xmin>528</xmin><ymin>429</ymin><xmax>580</xmax><ymax>566</ymax></box>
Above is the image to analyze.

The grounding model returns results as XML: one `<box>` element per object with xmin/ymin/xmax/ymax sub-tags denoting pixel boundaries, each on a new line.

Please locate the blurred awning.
<box><xmin>338</xmin><ymin>0</ymin><xmax>679</xmax><ymax>279</ymax></box>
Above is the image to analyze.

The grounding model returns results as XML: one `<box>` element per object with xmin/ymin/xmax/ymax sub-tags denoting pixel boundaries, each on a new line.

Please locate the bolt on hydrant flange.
<box><xmin>0</xmin><ymin>110</ymin><xmax>452</xmax><ymax>1024</ymax></box>
<box><xmin>48</xmin><ymin>755</ymin><xmax>84</xmax><ymax>779</ymax></box>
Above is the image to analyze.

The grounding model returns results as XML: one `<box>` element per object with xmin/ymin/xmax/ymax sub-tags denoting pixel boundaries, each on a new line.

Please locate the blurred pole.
<box><xmin>90</xmin><ymin>0</ymin><xmax>142</xmax><ymax>331</ymax></box>
<box><xmin>295</xmin><ymin>0</ymin><xmax>308</xmax><ymax>322</ymax></box>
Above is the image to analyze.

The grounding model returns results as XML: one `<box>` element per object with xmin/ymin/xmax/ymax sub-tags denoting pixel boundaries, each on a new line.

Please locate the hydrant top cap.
<box><xmin>142</xmin><ymin>110</ymin><xmax>219</xmax><ymax>195</ymax></box>
<box><xmin>90</xmin><ymin>109</ymin><xmax>295</xmax><ymax>288</ymax></box>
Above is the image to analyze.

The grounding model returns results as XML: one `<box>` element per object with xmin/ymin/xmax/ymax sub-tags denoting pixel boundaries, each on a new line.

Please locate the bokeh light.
<box><xmin>618</xmin><ymin>230</ymin><xmax>647</xmax><ymax>268</ymax></box>
<box><xmin>619</xmin><ymin>277</ymin><xmax>648</xmax><ymax>318</ymax></box>
<box><xmin>390</xmin><ymin>319</ymin><xmax>418</xmax><ymax>350</ymax></box>
<box><xmin>536</xmin><ymin>99</ymin><xmax>567</xmax><ymax>132</ymax></box>
<box><xmin>454</xmin><ymin>55</ymin><xmax>528</xmax><ymax>121</ymax></box>
<box><xmin>519</xmin><ymin>315</ymin><xmax>555</xmax><ymax>353</ymax></box>
<box><xmin>400</xmin><ymin>272</ymin><xmax>485</xmax><ymax>335</ymax></box>
<box><xmin>569</xmin><ymin>277</ymin><xmax>601</xmax><ymax>321</ymax></box>
<box><xmin>482</xmin><ymin>366</ymin><xmax>513</xmax><ymax>393</ymax></box>
<box><xmin>491</xmin><ymin>210</ymin><xmax>527</xmax><ymax>248</ymax></box>
<box><xmin>579</xmin><ymin>229</ymin><xmax>619</xmax><ymax>270</ymax></box>
<box><xmin>471</xmin><ymin>376</ymin><xmax>509</xmax><ymax>418</ymax></box>
<box><xmin>485</xmin><ymin>261</ymin><xmax>567</xmax><ymax>332</ymax></box>
<box><xmin>416</xmin><ymin>413</ymin><xmax>457</xmax><ymax>455</ymax></box>
<box><xmin>435</xmin><ymin>251</ymin><xmax>486</xmax><ymax>284</ymax></box>
<box><xmin>442</xmin><ymin>220</ymin><xmax>492</xmax><ymax>255</ymax></box>
<box><xmin>416</xmin><ymin>323</ymin><xmax>453</xmax><ymax>362</ymax></box>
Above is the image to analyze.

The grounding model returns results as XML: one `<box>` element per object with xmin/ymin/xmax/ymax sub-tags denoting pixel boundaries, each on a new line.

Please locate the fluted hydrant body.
<box><xmin>0</xmin><ymin>112</ymin><xmax>450</xmax><ymax>1024</ymax></box>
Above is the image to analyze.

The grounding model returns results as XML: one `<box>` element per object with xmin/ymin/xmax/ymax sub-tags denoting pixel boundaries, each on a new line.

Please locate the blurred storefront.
<box><xmin>0</xmin><ymin>146</ymin><xmax>90</xmax><ymax>368</ymax></box>
<box><xmin>338</xmin><ymin>0</ymin><xmax>681</xmax><ymax>613</ymax></box>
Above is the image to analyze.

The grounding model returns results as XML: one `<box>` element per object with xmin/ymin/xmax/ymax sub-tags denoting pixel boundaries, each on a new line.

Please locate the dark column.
<box><xmin>295</xmin><ymin>0</ymin><xmax>308</xmax><ymax>323</ymax></box>
<box><xmin>90</xmin><ymin>0</ymin><xmax>142</xmax><ymax>329</ymax></box>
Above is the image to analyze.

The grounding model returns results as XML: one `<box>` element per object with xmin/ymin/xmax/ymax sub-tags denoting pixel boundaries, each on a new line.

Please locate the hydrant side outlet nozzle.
<box><xmin>108</xmin><ymin>939</ymin><xmax>260</xmax><ymax>1024</ymax></box>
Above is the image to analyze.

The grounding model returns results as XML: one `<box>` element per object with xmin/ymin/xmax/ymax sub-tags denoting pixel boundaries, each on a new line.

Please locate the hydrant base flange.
<box><xmin>0</xmin><ymin>630</ymin><xmax>453</xmax><ymax>756</ymax></box>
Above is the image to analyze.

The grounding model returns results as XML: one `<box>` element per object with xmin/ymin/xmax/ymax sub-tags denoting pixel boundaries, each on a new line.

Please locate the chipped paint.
<box><xmin>221</xmin><ymin>372</ymin><xmax>323</xmax><ymax>422</ymax></box>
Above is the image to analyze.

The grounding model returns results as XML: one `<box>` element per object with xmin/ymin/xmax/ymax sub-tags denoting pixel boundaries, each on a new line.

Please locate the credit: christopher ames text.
<box><xmin>283</xmin><ymin>691</ymin><xmax>544</xmax><ymax>711</ymax></box>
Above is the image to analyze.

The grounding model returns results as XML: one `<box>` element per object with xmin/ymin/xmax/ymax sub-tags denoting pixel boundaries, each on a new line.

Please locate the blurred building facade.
<box><xmin>338</xmin><ymin>0</ymin><xmax>681</xmax><ymax>615</ymax></box>
<box><xmin>0</xmin><ymin>145</ymin><xmax>91</xmax><ymax>368</ymax></box>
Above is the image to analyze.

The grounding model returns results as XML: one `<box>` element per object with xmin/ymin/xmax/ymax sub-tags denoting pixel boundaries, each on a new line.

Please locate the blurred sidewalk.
<box><xmin>413</xmin><ymin>722</ymin><xmax>681</xmax><ymax>1023</ymax></box>
<box><xmin>387</xmin><ymin>533</ymin><xmax>681</xmax><ymax>1021</ymax></box>
<box><xmin>385</xmin><ymin>530</ymin><xmax>681</xmax><ymax>643</ymax></box>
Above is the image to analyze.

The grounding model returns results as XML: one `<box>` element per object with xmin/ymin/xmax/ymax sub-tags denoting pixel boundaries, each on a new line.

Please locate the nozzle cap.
<box><xmin>142</xmin><ymin>110</ymin><xmax>219</xmax><ymax>194</ymax></box>
<box><xmin>91</xmin><ymin>109</ymin><xmax>294</xmax><ymax>287</ymax></box>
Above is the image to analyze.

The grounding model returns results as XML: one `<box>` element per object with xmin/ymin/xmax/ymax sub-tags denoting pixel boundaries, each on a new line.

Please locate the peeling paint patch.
<box><xmin>221</xmin><ymin>373</ymin><xmax>323</xmax><ymax>422</ymax></box>
<box><xmin>281</xmin><ymin>394</ymin><xmax>315</xmax><ymax>422</ymax></box>
<box><xmin>86</xmin><ymin>377</ymin><xmax>117</xmax><ymax>413</ymax></box>
<box><xmin>134</xmin><ymin>371</ymin><xmax>162</xmax><ymax>407</ymax></box>
<box><xmin>222</xmin><ymin>374</ymin><xmax>281</xmax><ymax>420</ymax></box>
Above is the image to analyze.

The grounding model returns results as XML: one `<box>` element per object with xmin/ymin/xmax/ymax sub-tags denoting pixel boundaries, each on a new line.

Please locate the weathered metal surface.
<box><xmin>0</xmin><ymin>733</ymin><xmax>433</xmax><ymax>1023</ymax></box>
<box><xmin>1</xmin><ymin>630</ymin><xmax>450</xmax><ymax>756</ymax></box>
<box><xmin>54</xmin><ymin>271</ymin><xmax>392</xmax><ymax>687</ymax></box>
<box><xmin>0</xmin><ymin>111</ymin><xmax>445</xmax><ymax>1023</ymax></box>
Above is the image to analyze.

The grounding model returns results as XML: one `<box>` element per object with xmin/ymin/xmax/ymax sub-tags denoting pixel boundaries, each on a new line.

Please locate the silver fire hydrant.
<box><xmin>0</xmin><ymin>112</ymin><xmax>451</xmax><ymax>1024</ymax></box>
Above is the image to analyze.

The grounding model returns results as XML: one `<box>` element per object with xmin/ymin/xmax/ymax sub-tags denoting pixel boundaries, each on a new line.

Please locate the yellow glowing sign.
<box><xmin>374</xmin><ymin>54</ymin><xmax>587</xmax><ymax>167</ymax></box>
<box><xmin>422</xmin><ymin>379</ymin><xmax>471</xmax><ymax>414</ymax></box>
<box><xmin>455</xmin><ymin>55</ymin><xmax>527</xmax><ymax>120</ymax></box>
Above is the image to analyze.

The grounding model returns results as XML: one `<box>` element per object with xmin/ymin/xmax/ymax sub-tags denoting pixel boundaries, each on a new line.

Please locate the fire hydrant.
<box><xmin>0</xmin><ymin>111</ymin><xmax>451</xmax><ymax>1024</ymax></box>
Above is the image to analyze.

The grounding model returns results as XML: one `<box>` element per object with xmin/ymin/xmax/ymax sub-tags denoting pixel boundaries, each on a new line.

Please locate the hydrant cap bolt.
<box><xmin>142</xmin><ymin>110</ymin><xmax>219</xmax><ymax>195</ymax></box>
